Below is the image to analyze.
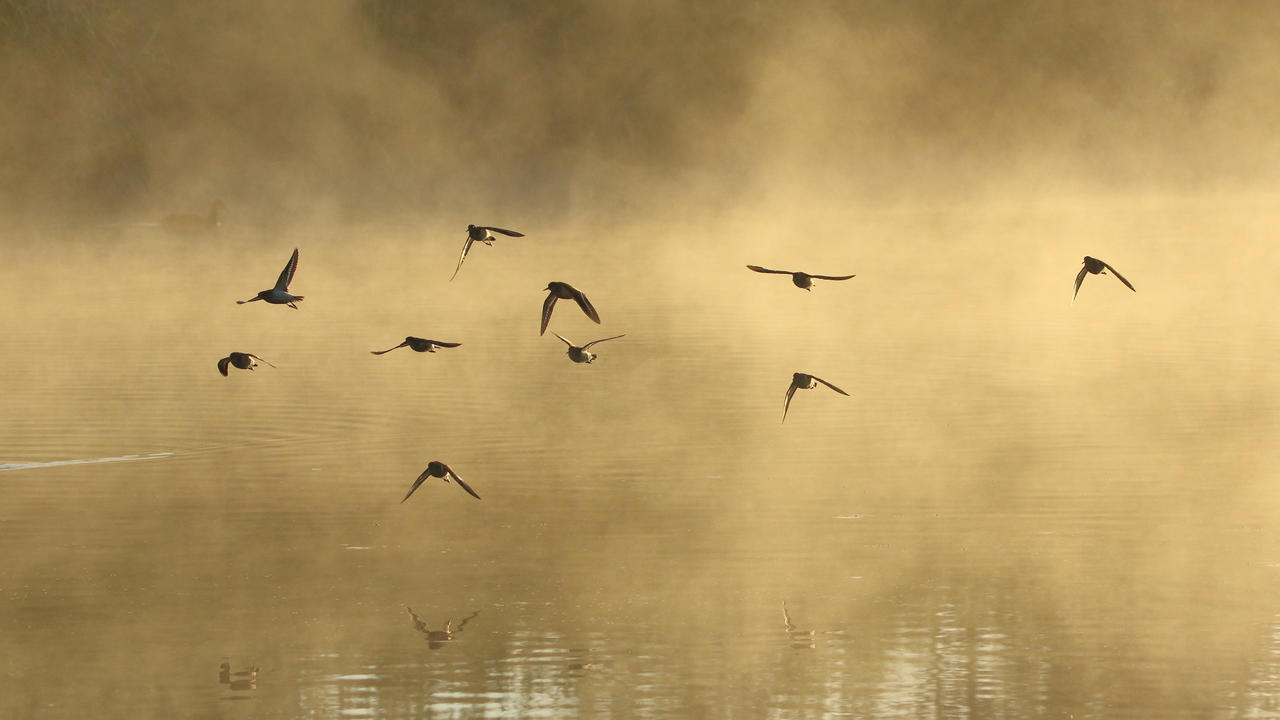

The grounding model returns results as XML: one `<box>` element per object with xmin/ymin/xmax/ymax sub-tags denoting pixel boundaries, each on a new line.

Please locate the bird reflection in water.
<box><xmin>219</xmin><ymin>661</ymin><xmax>259</xmax><ymax>696</ymax></box>
<box><xmin>404</xmin><ymin>605</ymin><xmax>480</xmax><ymax>649</ymax></box>
<box><xmin>781</xmin><ymin>601</ymin><xmax>815</xmax><ymax>649</ymax></box>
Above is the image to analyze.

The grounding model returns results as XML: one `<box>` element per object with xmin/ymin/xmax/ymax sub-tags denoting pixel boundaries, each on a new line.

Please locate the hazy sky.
<box><xmin>2</xmin><ymin>1</ymin><xmax>1278</xmax><ymax>225</ymax></box>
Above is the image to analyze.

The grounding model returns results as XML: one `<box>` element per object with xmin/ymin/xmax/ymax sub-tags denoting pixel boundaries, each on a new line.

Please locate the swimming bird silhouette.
<box><xmin>747</xmin><ymin>265</ymin><xmax>855</xmax><ymax>290</ymax></box>
<box><xmin>404</xmin><ymin>606</ymin><xmax>480</xmax><ymax>650</ymax></box>
<box><xmin>217</xmin><ymin>352</ymin><xmax>276</xmax><ymax>376</ymax></box>
<box><xmin>161</xmin><ymin>200</ymin><xmax>225</xmax><ymax>235</ymax></box>
<box><xmin>1073</xmin><ymin>256</ymin><xmax>1135</xmax><ymax>302</ymax></box>
<box><xmin>371</xmin><ymin>337</ymin><xmax>461</xmax><ymax>355</ymax></box>
<box><xmin>541</xmin><ymin>281</ymin><xmax>600</xmax><ymax>335</ymax></box>
<box><xmin>452</xmin><ymin>224</ymin><xmax>524</xmax><ymax>280</ymax></box>
<box><xmin>551</xmin><ymin>332</ymin><xmax>625</xmax><ymax>363</ymax></box>
<box><xmin>783</xmin><ymin>372</ymin><xmax>849</xmax><ymax>423</ymax></box>
<box><xmin>402</xmin><ymin>461</ymin><xmax>480</xmax><ymax>502</ymax></box>
<box><xmin>237</xmin><ymin>248</ymin><xmax>303</xmax><ymax>308</ymax></box>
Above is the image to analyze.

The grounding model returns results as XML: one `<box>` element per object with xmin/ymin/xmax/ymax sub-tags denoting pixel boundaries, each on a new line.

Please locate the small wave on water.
<box><xmin>0</xmin><ymin>452</ymin><xmax>173</xmax><ymax>472</ymax></box>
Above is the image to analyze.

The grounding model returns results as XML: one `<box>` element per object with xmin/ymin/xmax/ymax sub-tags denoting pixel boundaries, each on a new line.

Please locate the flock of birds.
<box><xmin>210</xmin><ymin>213</ymin><xmax>1137</xmax><ymax>504</ymax></box>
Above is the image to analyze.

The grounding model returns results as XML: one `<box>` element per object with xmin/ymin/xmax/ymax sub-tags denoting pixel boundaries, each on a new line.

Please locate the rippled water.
<box><xmin>4</xmin><ymin>198</ymin><xmax>1280</xmax><ymax>718</ymax></box>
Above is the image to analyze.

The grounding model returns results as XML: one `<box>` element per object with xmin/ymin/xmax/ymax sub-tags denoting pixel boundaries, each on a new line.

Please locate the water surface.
<box><xmin>3</xmin><ymin>199</ymin><xmax>1280</xmax><ymax>718</ymax></box>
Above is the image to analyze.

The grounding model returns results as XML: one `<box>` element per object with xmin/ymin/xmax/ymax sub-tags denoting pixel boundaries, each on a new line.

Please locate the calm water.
<box><xmin>4</xmin><ymin>198</ymin><xmax>1280</xmax><ymax>718</ymax></box>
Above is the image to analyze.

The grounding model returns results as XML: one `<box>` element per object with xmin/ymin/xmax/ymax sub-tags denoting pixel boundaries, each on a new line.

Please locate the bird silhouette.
<box><xmin>404</xmin><ymin>606</ymin><xmax>480</xmax><ymax>650</ymax></box>
<box><xmin>402</xmin><ymin>461</ymin><xmax>481</xmax><ymax>502</ymax></box>
<box><xmin>551</xmin><ymin>332</ymin><xmax>626</xmax><ymax>363</ymax></box>
<box><xmin>237</xmin><ymin>248</ymin><xmax>303</xmax><ymax>308</ymax></box>
<box><xmin>541</xmin><ymin>281</ymin><xmax>600</xmax><ymax>335</ymax></box>
<box><xmin>747</xmin><ymin>265</ymin><xmax>855</xmax><ymax>290</ymax></box>
<box><xmin>217</xmin><ymin>352</ymin><xmax>276</xmax><ymax>376</ymax></box>
<box><xmin>452</xmin><ymin>224</ymin><xmax>524</xmax><ymax>280</ymax></box>
<box><xmin>371</xmin><ymin>337</ymin><xmax>461</xmax><ymax>355</ymax></box>
<box><xmin>783</xmin><ymin>372</ymin><xmax>849</xmax><ymax>423</ymax></box>
<box><xmin>1073</xmin><ymin>256</ymin><xmax>1135</xmax><ymax>301</ymax></box>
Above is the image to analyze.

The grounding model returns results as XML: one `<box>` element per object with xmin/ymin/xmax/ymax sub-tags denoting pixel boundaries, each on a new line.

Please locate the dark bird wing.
<box><xmin>429</xmin><ymin>340</ymin><xmax>462</xmax><ymax>348</ymax></box>
<box><xmin>541</xmin><ymin>292</ymin><xmax>558</xmax><ymax>335</ymax></box>
<box><xmin>445</xmin><ymin>466</ymin><xmax>482</xmax><ymax>500</ymax></box>
<box><xmin>811</xmin><ymin>375</ymin><xmax>850</xmax><ymax>396</ymax></box>
<box><xmin>401</xmin><ymin>471</ymin><xmax>430</xmax><ymax>503</ymax></box>
<box><xmin>1072</xmin><ymin>264</ymin><xmax>1088</xmax><ymax>302</ymax></box>
<box><xmin>371</xmin><ymin>341</ymin><xmax>408</xmax><ymax>355</ymax></box>
<box><xmin>482</xmin><ymin>226</ymin><xmax>523</xmax><ymax>237</ymax></box>
<box><xmin>582</xmin><ymin>334</ymin><xmax>626</xmax><ymax>349</ymax></box>
<box><xmin>1102</xmin><ymin>261</ymin><xmax>1135</xmax><ymax>292</ymax></box>
<box><xmin>747</xmin><ymin>265</ymin><xmax>792</xmax><ymax>275</ymax></box>
<box><xmin>570</xmin><ymin>287</ymin><xmax>601</xmax><ymax>324</ymax></box>
<box><xmin>782</xmin><ymin>380</ymin><xmax>799</xmax><ymax>423</ymax></box>
<box><xmin>810</xmin><ymin>273</ymin><xmax>856</xmax><ymax>281</ymax></box>
<box><xmin>246</xmin><ymin>354</ymin><xmax>275</xmax><ymax>368</ymax></box>
<box><xmin>455</xmin><ymin>610</ymin><xmax>480</xmax><ymax>631</ymax></box>
<box><xmin>217</xmin><ymin>356</ymin><xmax>232</xmax><ymax>376</ymax></box>
<box><xmin>551</xmin><ymin>332</ymin><xmax>574</xmax><ymax>348</ymax></box>
<box><xmin>451</xmin><ymin>237</ymin><xmax>474</xmax><ymax>281</ymax></box>
<box><xmin>275</xmin><ymin>248</ymin><xmax>299</xmax><ymax>291</ymax></box>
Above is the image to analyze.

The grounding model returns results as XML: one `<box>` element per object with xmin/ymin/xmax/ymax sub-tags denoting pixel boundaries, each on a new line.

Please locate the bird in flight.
<box><xmin>452</xmin><ymin>224</ymin><xmax>524</xmax><ymax>280</ymax></box>
<box><xmin>217</xmin><ymin>352</ymin><xmax>276</xmax><ymax>376</ymax></box>
<box><xmin>371</xmin><ymin>337</ymin><xmax>462</xmax><ymax>355</ymax></box>
<box><xmin>1073</xmin><ymin>256</ymin><xmax>1135</xmax><ymax>302</ymax></box>
<box><xmin>783</xmin><ymin>372</ymin><xmax>849</xmax><ymax>423</ymax></box>
<box><xmin>402</xmin><ymin>461</ymin><xmax>481</xmax><ymax>502</ymax></box>
<box><xmin>237</xmin><ymin>248</ymin><xmax>303</xmax><ymax>308</ymax></box>
<box><xmin>541</xmin><ymin>281</ymin><xmax>600</xmax><ymax>335</ymax></box>
<box><xmin>551</xmin><ymin>332</ymin><xmax>626</xmax><ymax>363</ymax></box>
<box><xmin>747</xmin><ymin>265</ymin><xmax>855</xmax><ymax>290</ymax></box>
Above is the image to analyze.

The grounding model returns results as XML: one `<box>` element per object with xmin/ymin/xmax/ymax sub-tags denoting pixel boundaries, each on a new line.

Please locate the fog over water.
<box><xmin>4</xmin><ymin>1</ymin><xmax>1280</xmax><ymax>226</ymax></box>
<box><xmin>4</xmin><ymin>2</ymin><xmax>1280</xmax><ymax>718</ymax></box>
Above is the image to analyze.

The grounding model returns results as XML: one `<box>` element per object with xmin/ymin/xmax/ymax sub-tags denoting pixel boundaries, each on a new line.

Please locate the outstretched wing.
<box><xmin>401</xmin><ymin>471</ymin><xmax>430</xmax><ymax>503</ymax></box>
<box><xmin>429</xmin><ymin>340</ymin><xmax>462</xmax><ymax>348</ymax></box>
<box><xmin>247</xmin><ymin>354</ymin><xmax>275</xmax><ymax>368</ymax></box>
<box><xmin>371</xmin><ymin>341</ymin><xmax>407</xmax><ymax>355</ymax></box>
<box><xmin>782</xmin><ymin>380</ymin><xmax>799</xmax><ymax>423</ymax></box>
<box><xmin>810</xmin><ymin>273</ymin><xmax>856</xmax><ymax>281</ymax></box>
<box><xmin>1102</xmin><ymin>262</ymin><xmax>1135</xmax><ymax>292</ymax></box>
<box><xmin>217</xmin><ymin>356</ymin><xmax>232</xmax><ymax>376</ymax></box>
<box><xmin>482</xmin><ymin>226</ymin><xmax>523</xmax><ymax>237</ymax></box>
<box><xmin>1072</xmin><ymin>265</ymin><xmax>1088</xmax><ymax>302</ymax></box>
<box><xmin>747</xmin><ymin>265</ymin><xmax>792</xmax><ymax>275</ymax></box>
<box><xmin>582</xmin><ymin>334</ymin><xmax>626</xmax><ymax>349</ymax></box>
<box><xmin>811</xmin><ymin>375</ymin><xmax>850</xmax><ymax>396</ymax></box>
<box><xmin>445</xmin><ymin>466</ymin><xmax>482</xmax><ymax>500</ymax></box>
<box><xmin>275</xmin><ymin>248</ymin><xmax>299</xmax><ymax>291</ymax></box>
<box><xmin>540</xmin><ymin>293</ymin><xmax>558</xmax><ymax>335</ymax></box>
<box><xmin>551</xmin><ymin>332</ymin><xmax>574</xmax><ymax>348</ymax></box>
<box><xmin>451</xmin><ymin>237</ymin><xmax>474</xmax><ymax>281</ymax></box>
<box><xmin>570</xmin><ymin>287</ymin><xmax>601</xmax><ymax>324</ymax></box>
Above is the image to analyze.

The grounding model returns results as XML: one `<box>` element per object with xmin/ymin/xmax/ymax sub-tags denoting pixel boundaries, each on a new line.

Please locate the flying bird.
<box><xmin>747</xmin><ymin>265</ymin><xmax>855</xmax><ymax>290</ymax></box>
<box><xmin>217</xmin><ymin>352</ymin><xmax>276</xmax><ymax>376</ymax></box>
<box><xmin>783</xmin><ymin>372</ymin><xmax>849</xmax><ymax>423</ymax></box>
<box><xmin>371</xmin><ymin>337</ymin><xmax>461</xmax><ymax>355</ymax></box>
<box><xmin>402</xmin><ymin>461</ymin><xmax>481</xmax><ymax>502</ymax></box>
<box><xmin>452</xmin><ymin>224</ymin><xmax>524</xmax><ymax>280</ymax></box>
<box><xmin>1073</xmin><ymin>256</ymin><xmax>1135</xmax><ymax>302</ymax></box>
<box><xmin>551</xmin><ymin>332</ymin><xmax>625</xmax><ymax>363</ymax></box>
<box><xmin>541</xmin><ymin>281</ymin><xmax>600</xmax><ymax>335</ymax></box>
<box><xmin>237</xmin><ymin>248</ymin><xmax>303</xmax><ymax>308</ymax></box>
